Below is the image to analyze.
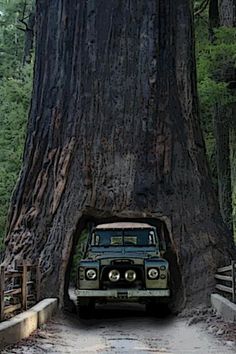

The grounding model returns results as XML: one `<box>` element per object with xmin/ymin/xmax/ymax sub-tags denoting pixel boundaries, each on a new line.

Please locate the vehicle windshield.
<box><xmin>91</xmin><ymin>229</ymin><xmax>158</xmax><ymax>247</ymax></box>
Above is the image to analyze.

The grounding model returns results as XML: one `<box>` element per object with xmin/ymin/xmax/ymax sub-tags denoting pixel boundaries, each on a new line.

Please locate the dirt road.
<box><xmin>3</xmin><ymin>304</ymin><xmax>236</xmax><ymax>354</ymax></box>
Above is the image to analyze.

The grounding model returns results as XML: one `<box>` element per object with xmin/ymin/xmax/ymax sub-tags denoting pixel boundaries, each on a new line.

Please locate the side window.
<box><xmin>95</xmin><ymin>235</ymin><xmax>100</xmax><ymax>245</ymax></box>
<box><xmin>149</xmin><ymin>231</ymin><xmax>156</xmax><ymax>245</ymax></box>
<box><xmin>91</xmin><ymin>232</ymin><xmax>100</xmax><ymax>245</ymax></box>
<box><xmin>91</xmin><ymin>232</ymin><xmax>95</xmax><ymax>245</ymax></box>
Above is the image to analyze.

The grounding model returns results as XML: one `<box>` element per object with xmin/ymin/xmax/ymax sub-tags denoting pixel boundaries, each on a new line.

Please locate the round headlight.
<box><xmin>86</xmin><ymin>269</ymin><xmax>97</xmax><ymax>280</ymax></box>
<box><xmin>125</xmin><ymin>270</ymin><xmax>136</xmax><ymax>282</ymax></box>
<box><xmin>148</xmin><ymin>268</ymin><xmax>159</xmax><ymax>279</ymax></box>
<box><xmin>108</xmin><ymin>269</ymin><xmax>120</xmax><ymax>282</ymax></box>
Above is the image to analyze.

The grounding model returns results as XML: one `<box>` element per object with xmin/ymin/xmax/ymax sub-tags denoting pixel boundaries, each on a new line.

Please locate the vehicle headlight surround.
<box><xmin>85</xmin><ymin>269</ymin><xmax>97</xmax><ymax>280</ymax></box>
<box><xmin>125</xmin><ymin>269</ymin><xmax>136</xmax><ymax>282</ymax></box>
<box><xmin>147</xmin><ymin>268</ymin><xmax>159</xmax><ymax>280</ymax></box>
<box><xmin>108</xmin><ymin>269</ymin><xmax>120</xmax><ymax>282</ymax></box>
<box><xmin>160</xmin><ymin>274</ymin><xmax>166</xmax><ymax>279</ymax></box>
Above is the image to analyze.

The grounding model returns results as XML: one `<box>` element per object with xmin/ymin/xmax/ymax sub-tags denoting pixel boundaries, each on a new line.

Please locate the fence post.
<box><xmin>36</xmin><ymin>263</ymin><xmax>41</xmax><ymax>302</ymax></box>
<box><xmin>232</xmin><ymin>260</ymin><xmax>236</xmax><ymax>304</ymax></box>
<box><xmin>22</xmin><ymin>261</ymin><xmax>27</xmax><ymax>311</ymax></box>
<box><xmin>0</xmin><ymin>266</ymin><xmax>5</xmax><ymax>321</ymax></box>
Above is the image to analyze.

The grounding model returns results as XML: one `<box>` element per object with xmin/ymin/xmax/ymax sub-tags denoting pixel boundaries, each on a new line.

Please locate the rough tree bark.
<box><xmin>219</xmin><ymin>0</ymin><xmax>236</xmax><ymax>26</ymax></box>
<box><xmin>4</xmin><ymin>0</ymin><xmax>236</xmax><ymax>310</ymax></box>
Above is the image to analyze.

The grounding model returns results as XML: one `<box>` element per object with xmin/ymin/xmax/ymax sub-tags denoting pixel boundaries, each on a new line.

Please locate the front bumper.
<box><xmin>76</xmin><ymin>289</ymin><xmax>170</xmax><ymax>299</ymax></box>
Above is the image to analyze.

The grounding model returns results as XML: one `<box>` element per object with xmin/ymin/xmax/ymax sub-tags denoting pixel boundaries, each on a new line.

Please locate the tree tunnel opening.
<box><xmin>64</xmin><ymin>215</ymin><xmax>184</xmax><ymax>314</ymax></box>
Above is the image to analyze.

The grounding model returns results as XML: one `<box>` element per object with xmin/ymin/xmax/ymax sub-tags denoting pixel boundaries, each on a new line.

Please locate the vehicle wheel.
<box><xmin>77</xmin><ymin>298</ymin><xmax>95</xmax><ymax>319</ymax></box>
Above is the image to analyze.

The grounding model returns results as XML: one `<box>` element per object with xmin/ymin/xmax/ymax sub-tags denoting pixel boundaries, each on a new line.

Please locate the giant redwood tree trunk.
<box><xmin>4</xmin><ymin>0</ymin><xmax>236</xmax><ymax>310</ymax></box>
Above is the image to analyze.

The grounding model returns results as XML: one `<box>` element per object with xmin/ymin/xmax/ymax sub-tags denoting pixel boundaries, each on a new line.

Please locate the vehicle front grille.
<box><xmin>100</xmin><ymin>265</ymin><xmax>145</xmax><ymax>289</ymax></box>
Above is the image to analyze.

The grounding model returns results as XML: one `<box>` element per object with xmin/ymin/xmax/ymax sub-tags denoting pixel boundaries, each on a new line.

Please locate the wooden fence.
<box><xmin>0</xmin><ymin>261</ymin><xmax>40</xmax><ymax>321</ymax></box>
<box><xmin>215</xmin><ymin>260</ymin><xmax>236</xmax><ymax>303</ymax></box>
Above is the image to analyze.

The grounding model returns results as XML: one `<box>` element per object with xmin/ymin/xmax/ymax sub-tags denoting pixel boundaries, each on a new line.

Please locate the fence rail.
<box><xmin>0</xmin><ymin>261</ymin><xmax>40</xmax><ymax>321</ymax></box>
<box><xmin>215</xmin><ymin>260</ymin><xmax>236</xmax><ymax>303</ymax></box>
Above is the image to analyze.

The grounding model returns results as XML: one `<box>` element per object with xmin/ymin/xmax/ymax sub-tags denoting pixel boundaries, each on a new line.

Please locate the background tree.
<box><xmin>218</xmin><ymin>0</ymin><xmax>236</xmax><ymax>237</ymax></box>
<box><xmin>215</xmin><ymin>0</ymin><xmax>236</xmax><ymax>235</ymax></box>
<box><xmin>219</xmin><ymin>0</ymin><xmax>236</xmax><ymax>26</ymax></box>
<box><xmin>195</xmin><ymin>0</ymin><xmax>236</xmax><ymax>235</ymax></box>
<box><xmin>16</xmin><ymin>0</ymin><xmax>35</xmax><ymax>66</ymax></box>
<box><xmin>0</xmin><ymin>0</ymin><xmax>33</xmax><ymax>252</ymax></box>
<box><xmin>3</xmin><ymin>0</ymin><xmax>235</xmax><ymax>310</ymax></box>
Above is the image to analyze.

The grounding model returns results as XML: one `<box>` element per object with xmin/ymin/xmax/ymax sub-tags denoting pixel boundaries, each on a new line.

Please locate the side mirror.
<box><xmin>160</xmin><ymin>250</ymin><xmax>166</xmax><ymax>258</ymax></box>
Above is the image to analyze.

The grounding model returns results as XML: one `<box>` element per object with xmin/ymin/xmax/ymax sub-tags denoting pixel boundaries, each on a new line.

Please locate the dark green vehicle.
<box><xmin>76</xmin><ymin>222</ymin><xmax>170</xmax><ymax>317</ymax></box>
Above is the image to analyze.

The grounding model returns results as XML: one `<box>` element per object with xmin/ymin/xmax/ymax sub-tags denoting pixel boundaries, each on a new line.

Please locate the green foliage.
<box><xmin>195</xmin><ymin>16</ymin><xmax>236</xmax><ymax>235</ymax></box>
<box><xmin>0</xmin><ymin>0</ymin><xmax>33</xmax><ymax>78</ymax></box>
<box><xmin>0</xmin><ymin>65</ymin><xmax>32</xmax><ymax>243</ymax></box>
<box><xmin>196</xmin><ymin>26</ymin><xmax>236</xmax><ymax>128</ymax></box>
<box><xmin>0</xmin><ymin>0</ymin><xmax>33</xmax><ymax>250</ymax></box>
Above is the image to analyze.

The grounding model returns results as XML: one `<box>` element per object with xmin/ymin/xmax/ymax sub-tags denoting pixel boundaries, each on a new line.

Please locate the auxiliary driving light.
<box><xmin>125</xmin><ymin>270</ymin><xmax>136</xmax><ymax>282</ymax></box>
<box><xmin>86</xmin><ymin>269</ymin><xmax>97</xmax><ymax>280</ymax></box>
<box><xmin>147</xmin><ymin>268</ymin><xmax>159</xmax><ymax>280</ymax></box>
<box><xmin>108</xmin><ymin>269</ymin><xmax>120</xmax><ymax>282</ymax></box>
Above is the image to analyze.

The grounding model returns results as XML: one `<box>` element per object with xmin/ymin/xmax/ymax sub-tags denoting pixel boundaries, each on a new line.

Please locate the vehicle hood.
<box><xmin>86</xmin><ymin>247</ymin><xmax>160</xmax><ymax>261</ymax></box>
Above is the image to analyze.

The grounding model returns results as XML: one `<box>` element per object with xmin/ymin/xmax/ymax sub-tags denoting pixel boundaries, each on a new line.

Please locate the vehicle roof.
<box><xmin>95</xmin><ymin>222</ymin><xmax>155</xmax><ymax>230</ymax></box>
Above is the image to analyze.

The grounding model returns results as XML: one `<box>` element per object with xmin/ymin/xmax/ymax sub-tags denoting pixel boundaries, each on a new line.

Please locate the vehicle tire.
<box><xmin>77</xmin><ymin>298</ymin><xmax>95</xmax><ymax>319</ymax></box>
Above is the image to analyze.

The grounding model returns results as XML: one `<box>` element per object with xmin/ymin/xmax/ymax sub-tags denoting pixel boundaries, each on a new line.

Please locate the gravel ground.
<box><xmin>2</xmin><ymin>303</ymin><xmax>236</xmax><ymax>354</ymax></box>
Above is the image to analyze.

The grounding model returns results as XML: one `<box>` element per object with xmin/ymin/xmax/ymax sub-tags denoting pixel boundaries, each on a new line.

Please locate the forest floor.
<box><xmin>2</xmin><ymin>300</ymin><xmax>236</xmax><ymax>354</ymax></box>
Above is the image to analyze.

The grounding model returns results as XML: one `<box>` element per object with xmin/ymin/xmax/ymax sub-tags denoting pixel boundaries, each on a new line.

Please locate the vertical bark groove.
<box><xmin>219</xmin><ymin>0</ymin><xmax>236</xmax><ymax>26</ymax></box>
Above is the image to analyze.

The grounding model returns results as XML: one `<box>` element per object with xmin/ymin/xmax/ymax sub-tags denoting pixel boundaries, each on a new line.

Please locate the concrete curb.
<box><xmin>211</xmin><ymin>293</ymin><xmax>236</xmax><ymax>322</ymax></box>
<box><xmin>0</xmin><ymin>298</ymin><xmax>58</xmax><ymax>348</ymax></box>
